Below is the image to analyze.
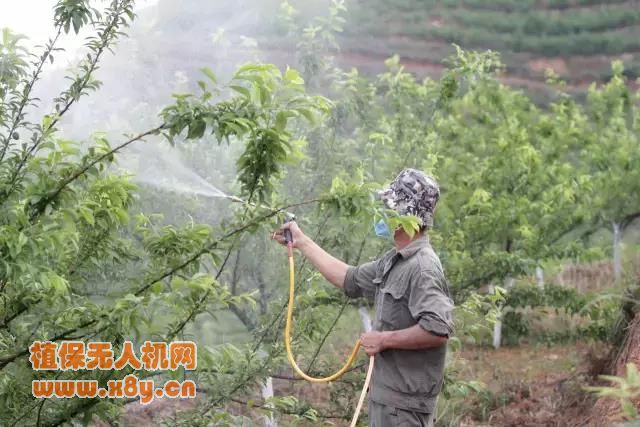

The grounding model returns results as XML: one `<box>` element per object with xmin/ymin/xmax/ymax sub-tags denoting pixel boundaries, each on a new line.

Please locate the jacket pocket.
<box><xmin>417</xmin><ymin>370</ymin><xmax>443</xmax><ymax>397</ymax></box>
<box><xmin>379</xmin><ymin>278</ymin><xmax>410</xmax><ymax>328</ymax></box>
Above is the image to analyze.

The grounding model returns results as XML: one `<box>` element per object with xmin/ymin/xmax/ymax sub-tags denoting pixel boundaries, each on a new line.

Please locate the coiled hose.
<box><xmin>284</xmin><ymin>241</ymin><xmax>374</xmax><ymax>426</ymax></box>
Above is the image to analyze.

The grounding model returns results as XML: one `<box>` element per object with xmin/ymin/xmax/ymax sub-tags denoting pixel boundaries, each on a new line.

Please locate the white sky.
<box><xmin>0</xmin><ymin>1</ymin><xmax>69</xmax><ymax>66</ymax></box>
<box><xmin>0</xmin><ymin>1</ymin><xmax>59</xmax><ymax>43</ymax></box>
<box><xmin>0</xmin><ymin>0</ymin><xmax>157</xmax><ymax>65</ymax></box>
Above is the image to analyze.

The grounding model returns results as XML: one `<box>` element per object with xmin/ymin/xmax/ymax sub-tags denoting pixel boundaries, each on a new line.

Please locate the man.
<box><xmin>272</xmin><ymin>168</ymin><xmax>454</xmax><ymax>427</ymax></box>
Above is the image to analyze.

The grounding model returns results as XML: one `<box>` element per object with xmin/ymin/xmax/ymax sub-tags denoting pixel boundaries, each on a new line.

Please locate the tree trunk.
<box><xmin>613</xmin><ymin>222</ymin><xmax>622</xmax><ymax>283</ymax></box>
<box><xmin>536</xmin><ymin>266</ymin><xmax>544</xmax><ymax>290</ymax></box>
<box><xmin>493</xmin><ymin>278</ymin><xmax>514</xmax><ymax>349</ymax></box>
<box><xmin>590</xmin><ymin>312</ymin><xmax>640</xmax><ymax>425</ymax></box>
<box><xmin>492</xmin><ymin>311</ymin><xmax>502</xmax><ymax>350</ymax></box>
<box><xmin>261</xmin><ymin>376</ymin><xmax>277</xmax><ymax>427</ymax></box>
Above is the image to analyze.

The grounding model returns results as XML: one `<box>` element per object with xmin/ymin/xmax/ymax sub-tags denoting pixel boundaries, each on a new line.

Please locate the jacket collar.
<box><xmin>396</xmin><ymin>233</ymin><xmax>429</xmax><ymax>259</ymax></box>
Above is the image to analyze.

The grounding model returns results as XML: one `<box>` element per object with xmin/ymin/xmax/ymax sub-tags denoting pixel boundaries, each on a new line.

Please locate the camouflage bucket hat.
<box><xmin>377</xmin><ymin>168</ymin><xmax>440</xmax><ymax>227</ymax></box>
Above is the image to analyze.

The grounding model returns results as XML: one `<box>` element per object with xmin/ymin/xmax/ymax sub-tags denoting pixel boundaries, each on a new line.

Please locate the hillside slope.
<box><xmin>346</xmin><ymin>1</ymin><xmax>640</xmax><ymax>86</ymax></box>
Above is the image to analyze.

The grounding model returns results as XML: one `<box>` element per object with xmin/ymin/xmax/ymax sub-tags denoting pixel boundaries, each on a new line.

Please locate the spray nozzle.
<box><xmin>283</xmin><ymin>213</ymin><xmax>295</xmax><ymax>245</ymax></box>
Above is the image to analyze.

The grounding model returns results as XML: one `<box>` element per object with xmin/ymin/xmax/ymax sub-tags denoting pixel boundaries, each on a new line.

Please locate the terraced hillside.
<box><xmin>97</xmin><ymin>0</ymin><xmax>640</xmax><ymax>105</ymax></box>
<box><xmin>319</xmin><ymin>0</ymin><xmax>640</xmax><ymax>101</ymax></box>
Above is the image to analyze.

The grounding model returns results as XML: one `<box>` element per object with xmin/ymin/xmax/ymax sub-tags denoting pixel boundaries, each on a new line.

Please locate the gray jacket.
<box><xmin>343</xmin><ymin>234</ymin><xmax>454</xmax><ymax>413</ymax></box>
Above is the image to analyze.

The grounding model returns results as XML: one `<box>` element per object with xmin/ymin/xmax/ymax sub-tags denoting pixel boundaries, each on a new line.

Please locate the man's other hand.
<box><xmin>360</xmin><ymin>331</ymin><xmax>388</xmax><ymax>356</ymax></box>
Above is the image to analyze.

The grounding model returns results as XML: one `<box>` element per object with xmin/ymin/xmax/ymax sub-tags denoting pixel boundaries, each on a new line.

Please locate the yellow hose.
<box><xmin>284</xmin><ymin>247</ymin><xmax>362</xmax><ymax>382</ymax></box>
<box><xmin>283</xmin><ymin>244</ymin><xmax>374</xmax><ymax>425</ymax></box>
<box><xmin>349</xmin><ymin>355</ymin><xmax>374</xmax><ymax>427</ymax></box>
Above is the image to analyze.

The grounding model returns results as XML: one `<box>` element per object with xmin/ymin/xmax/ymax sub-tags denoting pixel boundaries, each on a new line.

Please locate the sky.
<box><xmin>0</xmin><ymin>1</ymin><xmax>58</xmax><ymax>43</ymax></box>
<box><xmin>0</xmin><ymin>0</ymin><xmax>158</xmax><ymax>66</ymax></box>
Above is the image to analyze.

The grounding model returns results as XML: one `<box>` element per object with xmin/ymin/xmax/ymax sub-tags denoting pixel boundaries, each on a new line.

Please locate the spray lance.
<box><xmin>282</xmin><ymin>214</ymin><xmax>295</xmax><ymax>256</ymax></box>
<box><xmin>280</xmin><ymin>215</ymin><xmax>374</xmax><ymax>427</ymax></box>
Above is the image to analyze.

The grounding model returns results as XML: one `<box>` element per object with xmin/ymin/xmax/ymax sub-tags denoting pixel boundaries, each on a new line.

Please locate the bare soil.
<box><xmin>457</xmin><ymin>341</ymin><xmax>606</xmax><ymax>426</ymax></box>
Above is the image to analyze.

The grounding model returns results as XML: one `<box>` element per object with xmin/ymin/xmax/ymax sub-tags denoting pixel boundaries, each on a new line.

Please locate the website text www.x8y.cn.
<box><xmin>29</xmin><ymin>340</ymin><xmax>197</xmax><ymax>405</ymax></box>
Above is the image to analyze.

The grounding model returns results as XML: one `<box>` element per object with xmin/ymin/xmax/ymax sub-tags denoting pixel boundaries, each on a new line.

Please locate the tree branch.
<box><xmin>0</xmin><ymin>199</ymin><xmax>320</xmax><ymax>370</ymax></box>
<box><xmin>306</xmin><ymin>299</ymin><xmax>348</xmax><ymax>372</ymax></box>
<box><xmin>134</xmin><ymin>198</ymin><xmax>320</xmax><ymax>297</ymax></box>
<box><xmin>28</xmin><ymin>124</ymin><xmax>165</xmax><ymax>222</ymax></box>
<box><xmin>6</xmin><ymin>1</ymin><xmax>132</xmax><ymax>193</ymax></box>
<box><xmin>0</xmin><ymin>27</ymin><xmax>62</xmax><ymax>163</ymax></box>
<box><xmin>621</xmin><ymin>211</ymin><xmax>640</xmax><ymax>231</ymax></box>
<box><xmin>225</xmin><ymin>397</ymin><xmax>350</xmax><ymax>420</ymax></box>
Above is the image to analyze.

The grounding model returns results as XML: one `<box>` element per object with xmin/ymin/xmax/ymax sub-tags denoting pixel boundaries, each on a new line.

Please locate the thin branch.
<box><xmin>8</xmin><ymin>400</ymin><xmax>42</xmax><ymax>427</ymax></box>
<box><xmin>304</xmin><ymin>233</ymin><xmax>370</xmax><ymax>372</ymax></box>
<box><xmin>7</xmin><ymin>1</ymin><xmax>130</xmax><ymax>192</ymax></box>
<box><xmin>165</xmin><ymin>233</ymin><xmax>239</xmax><ymax>342</ymax></box>
<box><xmin>0</xmin><ymin>127</ymin><xmax>164</xmax><ymax>327</ymax></box>
<box><xmin>36</xmin><ymin>393</ymin><xmax>46</xmax><ymax>427</ymax></box>
<box><xmin>0</xmin><ymin>27</ymin><xmax>63</xmax><ymax>163</ymax></box>
<box><xmin>229</xmin><ymin>305</ymin><xmax>256</xmax><ymax>331</ymax></box>
<box><xmin>226</xmin><ymin>397</ymin><xmax>350</xmax><ymax>420</ymax></box>
<box><xmin>1</xmin><ymin>300</ymin><xmax>30</xmax><ymax>329</ymax></box>
<box><xmin>621</xmin><ymin>211</ymin><xmax>640</xmax><ymax>230</ymax></box>
<box><xmin>28</xmin><ymin>125</ymin><xmax>165</xmax><ymax>222</ymax></box>
<box><xmin>134</xmin><ymin>198</ymin><xmax>321</xmax><ymax>297</ymax></box>
<box><xmin>45</xmin><ymin>398</ymin><xmax>101</xmax><ymax>427</ymax></box>
<box><xmin>306</xmin><ymin>299</ymin><xmax>349</xmax><ymax>372</ymax></box>
<box><xmin>0</xmin><ymin>199</ymin><xmax>321</xmax><ymax>370</ymax></box>
<box><xmin>230</xmin><ymin>249</ymin><xmax>242</xmax><ymax>296</ymax></box>
<box><xmin>0</xmin><ymin>318</ymin><xmax>95</xmax><ymax>368</ymax></box>
<box><xmin>354</xmin><ymin>235</ymin><xmax>368</xmax><ymax>265</ymax></box>
<box><xmin>197</xmin><ymin>361</ymin><xmax>365</xmax><ymax>382</ymax></box>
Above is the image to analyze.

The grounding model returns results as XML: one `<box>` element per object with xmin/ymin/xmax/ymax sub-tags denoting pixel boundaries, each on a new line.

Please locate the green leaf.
<box><xmin>284</xmin><ymin>67</ymin><xmax>304</xmax><ymax>85</ymax></box>
<box><xmin>187</xmin><ymin>120</ymin><xmax>206</xmax><ymax>139</ymax></box>
<box><xmin>230</xmin><ymin>85</ymin><xmax>250</xmax><ymax>99</ymax></box>
<box><xmin>297</xmin><ymin>108</ymin><xmax>316</xmax><ymax>124</ymax></box>
<box><xmin>79</xmin><ymin>207</ymin><xmax>95</xmax><ymax>225</ymax></box>
<box><xmin>201</xmin><ymin>66</ymin><xmax>217</xmax><ymax>83</ymax></box>
<box><xmin>275</xmin><ymin>111</ymin><xmax>288</xmax><ymax>132</ymax></box>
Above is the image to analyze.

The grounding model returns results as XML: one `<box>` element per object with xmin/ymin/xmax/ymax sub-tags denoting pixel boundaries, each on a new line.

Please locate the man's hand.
<box><xmin>360</xmin><ymin>331</ymin><xmax>388</xmax><ymax>356</ymax></box>
<box><xmin>271</xmin><ymin>221</ymin><xmax>308</xmax><ymax>249</ymax></box>
<box><xmin>270</xmin><ymin>220</ymin><xmax>350</xmax><ymax>289</ymax></box>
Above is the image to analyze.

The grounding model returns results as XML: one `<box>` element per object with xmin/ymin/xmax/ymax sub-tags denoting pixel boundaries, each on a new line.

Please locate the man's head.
<box><xmin>377</xmin><ymin>168</ymin><xmax>440</xmax><ymax>232</ymax></box>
